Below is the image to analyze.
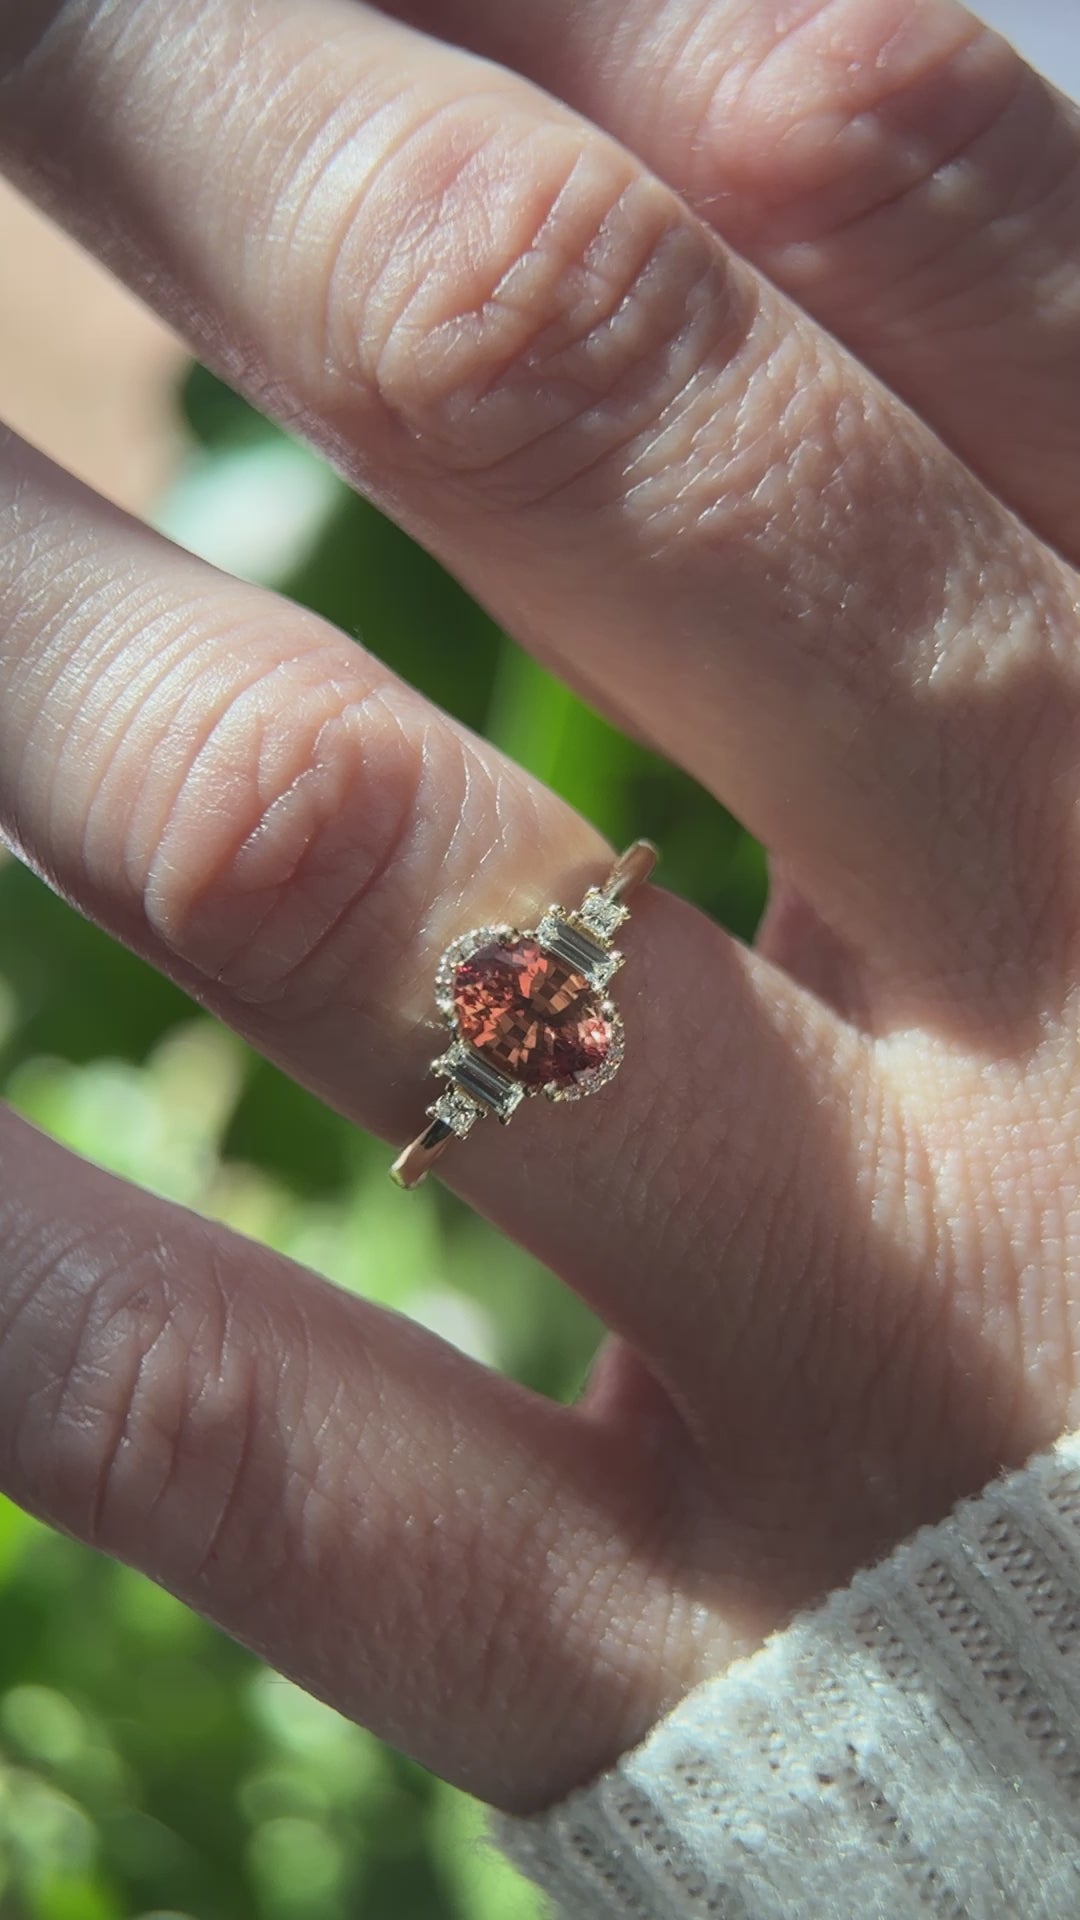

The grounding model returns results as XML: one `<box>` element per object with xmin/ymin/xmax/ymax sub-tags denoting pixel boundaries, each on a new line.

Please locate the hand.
<box><xmin>2</xmin><ymin>0</ymin><xmax>1079</xmax><ymax>1814</ymax></box>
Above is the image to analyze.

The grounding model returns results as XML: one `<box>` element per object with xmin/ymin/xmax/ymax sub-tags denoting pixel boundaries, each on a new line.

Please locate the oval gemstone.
<box><xmin>453</xmin><ymin>938</ymin><xmax>611</xmax><ymax>1090</ymax></box>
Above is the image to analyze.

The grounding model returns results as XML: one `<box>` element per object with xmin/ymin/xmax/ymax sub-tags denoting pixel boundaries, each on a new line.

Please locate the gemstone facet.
<box><xmin>452</xmin><ymin>938</ymin><xmax>612</xmax><ymax>1091</ymax></box>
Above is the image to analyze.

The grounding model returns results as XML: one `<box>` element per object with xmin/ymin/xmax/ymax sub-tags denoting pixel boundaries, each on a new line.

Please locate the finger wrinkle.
<box><xmin>690</xmin><ymin>0</ymin><xmax>1001</xmax><ymax>233</ymax></box>
<box><xmin>476</xmin><ymin>238</ymin><xmax>749</xmax><ymax>520</ymax></box>
<box><xmin>269</xmin><ymin>56</ymin><xmax>458</xmax><ymax>366</ymax></box>
<box><xmin>78</xmin><ymin>1252</ymin><xmax>188</xmax><ymax>1550</ymax></box>
<box><xmin>0</xmin><ymin>1199</ymin><xmax>182</xmax><ymax>1534</ymax></box>
<box><xmin>186</xmin><ymin>1262</ymin><xmax>278</xmax><ymax>1593</ymax></box>
<box><xmin>140</xmin><ymin>658</ymin><xmax>420</xmax><ymax>1006</ymax></box>
<box><xmin>837</xmin><ymin>67</ymin><xmax>1080</xmax><ymax>353</ymax></box>
<box><xmin>810</xmin><ymin>40</ymin><xmax>1026</xmax><ymax>247</ymax></box>
<box><xmin>325</xmin><ymin>105</ymin><xmax>754</xmax><ymax>505</ymax></box>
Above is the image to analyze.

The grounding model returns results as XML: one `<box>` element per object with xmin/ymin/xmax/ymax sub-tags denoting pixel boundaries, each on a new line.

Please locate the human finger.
<box><xmin>0</xmin><ymin>1101</ymin><xmax>720</xmax><ymax>1809</ymax></box>
<box><xmin>2</xmin><ymin>0</ymin><xmax>1074</xmax><ymax>1002</ymax></box>
<box><xmin>389</xmin><ymin>0</ymin><xmax>1080</xmax><ymax>561</ymax></box>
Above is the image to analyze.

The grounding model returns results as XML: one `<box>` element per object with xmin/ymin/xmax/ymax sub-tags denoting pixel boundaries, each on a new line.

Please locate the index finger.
<box><xmin>4</xmin><ymin>0</ymin><xmax>1071</xmax><ymax>1002</ymax></box>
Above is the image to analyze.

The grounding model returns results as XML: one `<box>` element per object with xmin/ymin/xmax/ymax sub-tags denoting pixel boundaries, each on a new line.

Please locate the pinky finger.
<box><xmin>0</xmin><ymin>1105</ymin><xmax>685</xmax><ymax>1810</ymax></box>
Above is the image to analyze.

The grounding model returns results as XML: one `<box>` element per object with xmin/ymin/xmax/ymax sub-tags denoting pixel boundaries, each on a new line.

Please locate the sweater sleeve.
<box><xmin>491</xmin><ymin>1431</ymin><xmax>1080</xmax><ymax>1919</ymax></box>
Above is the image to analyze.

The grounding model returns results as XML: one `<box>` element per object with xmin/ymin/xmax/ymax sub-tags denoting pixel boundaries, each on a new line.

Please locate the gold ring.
<box><xmin>390</xmin><ymin>840</ymin><xmax>657</xmax><ymax>1188</ymax></box>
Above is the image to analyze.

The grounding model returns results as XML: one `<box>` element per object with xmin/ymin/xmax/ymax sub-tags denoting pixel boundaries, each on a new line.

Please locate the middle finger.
<box><xmin>3</xmin><ymin>0</ymin><xmax>1075</xmax><ymax>1007</ymax></box>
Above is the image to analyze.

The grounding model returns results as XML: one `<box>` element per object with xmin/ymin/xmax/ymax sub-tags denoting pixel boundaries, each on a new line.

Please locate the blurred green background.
<box><xmin>0</xmin><ymin>368</ymin><xmax>765</xmax><ymax>1920</ymax></box>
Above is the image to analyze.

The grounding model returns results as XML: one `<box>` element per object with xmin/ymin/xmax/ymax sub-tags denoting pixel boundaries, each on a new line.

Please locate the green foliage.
<box><xmin>0</xmin><ymin>367</ymin><xmax>765</xmax><ymax>1918</ymax></box>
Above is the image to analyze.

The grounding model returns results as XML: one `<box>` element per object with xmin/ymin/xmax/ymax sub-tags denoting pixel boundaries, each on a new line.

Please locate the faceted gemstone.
<box><xmin>452</xmin><ymin>938</ymin><xmax>612</xmax><ymax>1090</ymax></box>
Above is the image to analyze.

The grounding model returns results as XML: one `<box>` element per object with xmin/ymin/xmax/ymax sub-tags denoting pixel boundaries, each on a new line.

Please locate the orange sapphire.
<box><xmin>453</xmin><ymin>938</ymin><xmax>612</xmax><ymax>1090</ymax></box>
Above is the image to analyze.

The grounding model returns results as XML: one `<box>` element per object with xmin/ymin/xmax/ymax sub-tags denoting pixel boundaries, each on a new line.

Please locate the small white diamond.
<box><xmin>578</xmin><ymin>887</ymin><xmax>629</xmax><ymax>941</ymax></box>
<box><xmin>428</xmin><ymin>1087</ymin><xmax>485</xmax><ymax>1139</ymax></box>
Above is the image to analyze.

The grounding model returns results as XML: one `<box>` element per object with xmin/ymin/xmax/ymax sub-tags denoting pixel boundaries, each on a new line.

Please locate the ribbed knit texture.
<box><xmin>493</xmin><ymin>1432</ymin><xmax>1080</xmax><ymax>1918</ymax></box>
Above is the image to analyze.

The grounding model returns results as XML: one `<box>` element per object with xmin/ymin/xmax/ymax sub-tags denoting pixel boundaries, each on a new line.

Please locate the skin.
<box><xmin>1</xmin><ymin>0</ymin><xmax>1080</xmax><ymax>1814</ymax></box>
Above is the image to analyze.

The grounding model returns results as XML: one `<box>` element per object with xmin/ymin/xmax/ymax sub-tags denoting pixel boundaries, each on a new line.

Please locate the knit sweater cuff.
<box><xmin>492</xmin><ymin>1431</ymin><xmax>1080</xmax><ymax>1919</ymax></box>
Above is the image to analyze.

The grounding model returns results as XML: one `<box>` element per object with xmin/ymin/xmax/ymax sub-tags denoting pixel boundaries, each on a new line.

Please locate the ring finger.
<box><xmin>0</xmin><ymin>427</ymin><xmax>863</xmax><ymax>1484</ymax></box>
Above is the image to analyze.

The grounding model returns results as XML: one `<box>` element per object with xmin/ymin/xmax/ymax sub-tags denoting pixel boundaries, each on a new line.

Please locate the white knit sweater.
<box><xmin>494</xmin><ymin>1432</ymin><xmax>1080</xmax><ymax>1918</ymax></box>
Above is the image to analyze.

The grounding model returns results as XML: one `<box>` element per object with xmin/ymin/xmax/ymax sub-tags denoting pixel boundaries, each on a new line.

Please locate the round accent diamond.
<box><xmin>452</xmin><ymin>938</ymin><xmax>612</xmax><ymax>1091</ymax></box>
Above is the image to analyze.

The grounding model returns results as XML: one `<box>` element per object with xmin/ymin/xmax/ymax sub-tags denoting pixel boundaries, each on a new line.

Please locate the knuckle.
<box><xmin>317</xmin><ymin>104</ymin><xmax>749</xmax><ymax>504</ymax></box>
<box><xmin>1</xmin><ymin>1211</ymin><xmax>200</xmax><ymax>1548</ymax></box>
<box><xmin>0</xmin><ymin>1202</ymin><xmax>286</xmax><ymax>1589</ymax></box>
<box><xmin>133</xmin><ymin>642</ymin><xmax>431</xmax><ymax>1016</ymax></box>
<box><xmin>691</xmin><ymin>6</ymin><xmax>1017</xmax><ymax>260</ymax></box>
<box><xmin>2</xmin><ymin>497</ymin><xmax>452</xmax><ymax>1021</ymax></box>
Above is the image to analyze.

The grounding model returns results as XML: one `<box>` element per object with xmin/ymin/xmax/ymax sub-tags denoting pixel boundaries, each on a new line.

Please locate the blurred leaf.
<box><xmin>156</xmin><ymin>439</ymin><xmax>345</xmax><ymax>585</ymax></box>
<box><xmin>2</xmin><ymin>1689</ymin><xmax>88</xmax><ymax>1767</ymax></box>
<box><xmin>6</xmin><ymin>1025</ymin><xmax>247</xmax><ymax>1207</ymax></box>
<box><xmin>178</xmin><ymin>363</ymin><xmax>281</xmax><ymax>449</ymax></box>
<box><xmin>430</xmin><ymin>1787</ymin><xmax>545</xmax><ymax>1920</ymax></box>
<box><xmin>0</xmin><ymin>862</ymin><xmax>193</xmax><ymax>1081</ymax></box>
<box><xmin>247</xmin><ymin>1816</ymin><xmax>346</xmax><ymax>1912</ymax></box>
<box><xmin>24</xmin><ymin>1872</ymin><xmax>118</xmax><ymax>1920</ymax></box>
<box><xmin>222</xmin><ymin>1058</ymin><xmax>357</xmax><ymax>1198</ymax></box>
<box><xmin>285</xmin><ymin>489</ymin><xmax>503</xmax><ymax>735</ymax></box>
<box><xmin>0</xmin><ymin>1501</ymin><xmax>37</xmax><ymax>1588</ymax></box>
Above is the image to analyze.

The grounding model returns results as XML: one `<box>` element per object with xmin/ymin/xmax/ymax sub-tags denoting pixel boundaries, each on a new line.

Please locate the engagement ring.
<box><xmin>390</xmin><ymin>840</ymin><xmax>657</xmax><ymax>1188</ymax></box>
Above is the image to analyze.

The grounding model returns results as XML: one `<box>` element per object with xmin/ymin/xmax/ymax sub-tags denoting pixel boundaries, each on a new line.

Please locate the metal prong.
<box><xmin>390</xmin><ymin>1118</ymin><xmax>454</xmax><ymax>1190</ymax></box>
<box><xmin>605</xmin><ymin>838</ymin><xmax>657</xmax><ymax>902</ymax></box>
